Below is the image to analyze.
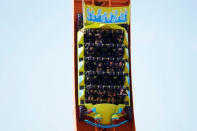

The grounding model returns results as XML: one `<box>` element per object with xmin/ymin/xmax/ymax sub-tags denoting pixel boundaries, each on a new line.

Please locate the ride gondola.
<box><xmin>73</xmin><ymin>0</ymin><xmax>135</xmax><ymax>130</ymax></box>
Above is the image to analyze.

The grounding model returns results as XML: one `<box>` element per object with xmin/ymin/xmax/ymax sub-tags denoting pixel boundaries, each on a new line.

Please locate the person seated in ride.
<box><xmin>117</xmin><ymin>43</ymin><xmax>125</xmax><ymax>50</ymax></box>
<box><xmin>85</xmin><ymin>70</ymin><xmax>94</xmax><ymax>85</ymax></box>
<box><xmin>111</xmin><ymin>46</ymin><xmax>117</xmax><ymax>57</ymax></box>
<box><xmin>112</xmin><ymin>29</ymin><xmax>121</xmax><ymax>43</ymax></box>
<box><xmin>97</xmin><ymin>56</ymin><xmax>102</xmax><ymax>63</ymax></box>
<box><xmin>86</xmin><ymin>70</ymin><xmax>93</xmax><ymax>76</ymax></box>
<box><xmin>108</xmin><ymin>85</ymin><xmax>116</xmax><ymax>104</ymax></box>
<box><xmin>96</xmin><ymin>85</ymin><xmax>104</xmax><ymax>103</ymax></box>
<box><xmin>84</xmin><ymin>30</ymin><xmax>90</xmax><ymax>43</ymax></box>
<box><xmin>95</xmin><ymin>30</ymin><xmax>102</xmax><ymax>41</ymax></box>
<box><xmin>117</xmin><ymin>34</ymin><xmax>123</xmax><ymax>43</ymax></box>
<box><xmin>114</xmin><ymin>86</ymin><xmax>121</xmax><ymax>104</ymax></box>
<box><xmin>86</xmin><ymin>29</ymin><xmax>95</xmax><ymax>43</ymax></box>
<box><xmin>117</xmin><ymin>47</ymin><xmax>124</xmax><ymax>57</ymax></box>
<box><xmin>95</xmin><ymin>33</ymin><xmax>103</xmax><ymax>56</ymax></box>
<box><xmin>103</xmin><ymin>71</ymin><xmax>110</xmax><ymax>85</ymax></box>
<box><xmin>103</xmin><ymin>29</ymin><xmax>113</xmax><ymax>43</ymax></box>
<box><xmin>102</xmin><ymin>43</ymin><xmax>108</xmax><ymax>57</ymax></box>
<box><xmin>105</xmin><ymin>62</ymin><xmax>110</xmax><ymax>74</ymax></box>
<box><xmin>85</xmin><ymin>56</ymin><xmax>95</xmax><ymax>70</ymax></box>
<box><xmin>109</xmin><ymin>57</ymin><xmax>115</xmax><ymax>70</ymax></box>
<box><xmin>113</xmin><ymin>58</ymin><xmax>120</xmax><ymax>72</ymax></box>
<box><xmin>119</xmin><ymin>87</ymin><xmax>128</xmax><ymax>104</ymax></box>
<box><xmin>105</xmin><ymin>58</ymin><xmax>115</xmax><ymax>84</ymax></box>
<box><xmin>97</xmin><ymin>61</ymin><xmax>103</xmax><ymax>70</ymax></box>
<box><xmin>113</xmin><ymin>75</ymin><xmax>119</xmax><ymax>85</ymax></box>
<box><xmin>85</xmin><ymin>46</ymin><xmax>95</xmax><ymax>56</ymax></box>
<box><xmin>96</xmin><ymin>63</ymin><xmax>103</xmax><ymax>85</ymax></box>
<box><xmin>84</xmin><ymin>42</ymin><xmax>94</xmax><ymax>48</ymax></box>
<box><xmin>118</xmin><ymin>60</ymin><xmax>125</xmax><ymax>72</ymax></box>
<box><xmin>100</xmin><ymin>57</ymin><xmax>107</xmax><ymax>71</ymax></box>
<box><xmin>86</xmin><ymin>85</ymin><xmax>94</xmax><ymax>103</ymax></box>
<box><xmin>109</xmin><ymin>70</ymin><xmax>115</xmax><ymax>86</ymax></box>
<box><xmin>117</xmin><ymin>71</ymin><xmax>124</xmax><ymax>85</ymax></box>
<box><xmin>117</xmin><ymin>29</ymin><xmax>124</xmax><ymax>43</ymax></box>
<box><xmin>85</xmin><ymin>75</ymin><xmax>91</xmax><ymax>85</ymax></box>
<box><xmin>91</xmin><ymin>73</ymin><xmax>98</xmax><ymax>85</ymax></box>
<box><xmin>102</xmin><ymin>87</ymin><xmax>108</xmax><ymax>103</ymax></box>
<box><xmin>95</xmin><ymin>30</ymin><xmax>102</xmax><ymax>43</ymax></box>
<box><xmin>106</xmin><ymin>57</ymin><xmax>111</xmax><ymax>64</ymax></box>
<box><xmin>85</xmin><ymin>43</ymin><xmax>94</xmax><ymax>55</ymax></box>
<box><xmin>107</xmin><ymin>42</ymin><xmax>114</xmax><ymax>56</ymax></box>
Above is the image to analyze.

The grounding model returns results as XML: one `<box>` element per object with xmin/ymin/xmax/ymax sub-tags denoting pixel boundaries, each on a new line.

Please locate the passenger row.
<box><xmin>85</xmin><ymin>70</ymin><xmax>128</xmax><ymax>76</ymax></box>
<box><xmin>84</xmin><ymin>56</ymin><xmax>128</xmax><ymax>62</ymax></box>
<box><xmin>84</xmin><ymin>44</ymin><xmax>125</xmax><ymax>57</ymax></box>
<box><xmin>85</xmin><ymin>42</ymin><xmax>125</xmax><ymax>48</ymax></box>
<box><xmin>85</xmin><ymin>59</ymin><xmax>125</xmax><ymax>71</ymax></box>
<box><xmin>85</xmin><ymin>72</ymin><xmax>125</xmax><ymax>85</ymax></box>
<box><xmin>85</xmin><ymin>85</ymin><xmax>128</xmax><ymax>104</ymax></box>
<box><xmin>84</xmin><ymin>29</ymin><xmax>124</xmax><ymax>44</ymax></box>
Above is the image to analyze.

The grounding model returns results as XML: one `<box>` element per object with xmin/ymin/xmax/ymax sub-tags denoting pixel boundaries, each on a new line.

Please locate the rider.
<box><xmin>114</xmin><ymin>86</ymin><xmax>121</xmax><ymax>104</ymax></box>
<box><xmin>118</xmin><ymin>60</ymin><xmax>124</xmax><ymax>72</ymax></box>
<box><xmin>97</xmin><ymin>85</ymin><xmax>104</xmax><ymax>103</ymax></box>
<box><xmin>95</xmin><ymin>31</ymin><xmax>103</xmax><ymax>56</ymax></box>
<box><xmin>86</xmin><ymin>85</ymin><xmax>94</xmax><ymax>103</ymax></box>
<box><xmin>108</xmin><ymin>85</ymin><xmax>116</xmax><ymax>104</ymax></box>
<box><xmin>85</xmin><ymin>56</ymin><xmax>96</xmax><ymax>70</ymax></box>
<box><xmin>116</xmin><ymin>29</ymin><xmax>124</xmax><ymax>44</ymax></box>
<box><xmin>119</xmin><ymin>87</ymin><xmax>128</xmax><ymax>104</ymax></box>
<box><xmin>117</xmin><ymin>47</ymin><xmax>124</xmax><ymax>57</ymax></box>
<box><xmin>85</xmin><ymin>70</ymin><xmax>94</xmax><ymax>85</ymax></box>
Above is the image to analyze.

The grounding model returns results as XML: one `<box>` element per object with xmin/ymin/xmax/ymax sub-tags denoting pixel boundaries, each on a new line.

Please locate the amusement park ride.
<box><xmin>73</xmin><ymin>0</ymin><xmax>135</xmax><ymax>130</ymax></box>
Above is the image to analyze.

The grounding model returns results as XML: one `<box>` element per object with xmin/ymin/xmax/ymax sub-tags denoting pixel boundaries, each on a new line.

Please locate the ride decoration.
<box><xmin>83</xmin><ymin>3</ymin><xmax>130</xmax><ymax>25</ymax></box>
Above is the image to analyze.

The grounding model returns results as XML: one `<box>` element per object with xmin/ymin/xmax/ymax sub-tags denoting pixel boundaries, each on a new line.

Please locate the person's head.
<box><xmin>119</xmin><ymin>61</ymin><xmax>122</xmax><ymax>67</ymax></box>
<box><xmin>88</xmin><ymin>32</ymin><xmax>92</xmax><ymax>37</ymax></box>
<box><xmin>120</xmin><ymin>86</ymin><xmax>124</xmax><ymax>92</ymax></box>
<box><xmin>90</xmin><ymin>46</ymin><xmax>94</xmax><ymax>51</ymax></box>
<box><xmin>98</xmin><ymin>62</ymin><xmax>102</xmax><ymax>67</ymax></box>
<box><xmin>119</xmin><ymin>34</ymin><xmax>123</xmax><ymax>39</ymax></box>
<box><xmin>97</xmin><ymin>34</ymin><xmax>102</xmax><ymax>39</ymax></box>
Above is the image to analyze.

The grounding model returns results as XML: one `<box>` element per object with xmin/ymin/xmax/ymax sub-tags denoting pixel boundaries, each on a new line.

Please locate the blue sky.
<box><xmin>0</xmin><ymin>0</ymin><xmax>196</xmax><ymax>131</ymax></box>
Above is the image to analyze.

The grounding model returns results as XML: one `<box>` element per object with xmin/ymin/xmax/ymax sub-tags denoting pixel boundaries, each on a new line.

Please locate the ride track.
<box><xmin>73</xmin><ymin>0</ymin><xmax>136</xmax><ymax>131</ymax></box>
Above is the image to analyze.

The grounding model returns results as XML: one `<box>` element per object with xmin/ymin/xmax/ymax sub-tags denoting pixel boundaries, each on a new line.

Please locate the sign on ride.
<box><xmin>83</xmin><ymin>4</ymin><xmax>130</xmax><ymax>25</ymax></box>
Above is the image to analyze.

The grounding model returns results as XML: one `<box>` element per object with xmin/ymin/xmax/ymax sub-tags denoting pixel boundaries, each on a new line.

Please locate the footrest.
<box><xmin>84</xmin><ymin>120</ymin><xmax>128</xmax><ymax>128</ymax></box>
